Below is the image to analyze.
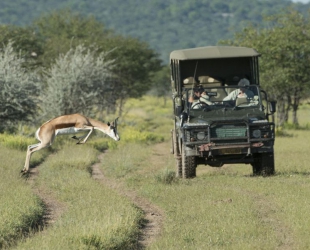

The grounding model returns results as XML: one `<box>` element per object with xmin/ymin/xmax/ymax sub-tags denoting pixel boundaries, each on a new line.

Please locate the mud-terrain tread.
<box><xmin>175</xmin><ymin>156</ymin><xmax>182</xmax><ymax>177</ymax></box>
<box><xmin>182</xmin><ymin>146</ymin><xmax>196</xmax><ymax>178</ymax></box>
<box><xmin>252</xmin><ymin>153</ymin><xmax>275</xmax><ymax>176</ymax></box>
<box><xmin>172</xmin><ymin>130</ymin><xmax>182</xmax><ymax>177</ymax></box>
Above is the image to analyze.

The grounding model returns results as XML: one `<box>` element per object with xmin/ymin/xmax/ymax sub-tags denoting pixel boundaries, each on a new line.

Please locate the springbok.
<box><xmin>21</xmin><ymin>113</ymin><xmax>120</xmax><ymax>174</ymax></box>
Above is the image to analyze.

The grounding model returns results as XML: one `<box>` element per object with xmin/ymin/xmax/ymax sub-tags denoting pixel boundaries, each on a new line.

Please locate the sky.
<box><xmin>291</xmin><ymin>0</ymin><xmax>310</xmax><ymax>3</ymax></box>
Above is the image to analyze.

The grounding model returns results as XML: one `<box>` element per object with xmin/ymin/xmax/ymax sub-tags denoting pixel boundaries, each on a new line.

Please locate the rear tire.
<box><xmin>182</xmin><ymin>145</ymin><xmax>197</xmax><ymax>178</ymax></box>
<box><xmin>172</xmin><ymin>130</ymin><xmax>182</xmax><ymax>177</ymax></box>
<box><xmin>252</xmin><ymin>153</ymin><xmax>275</xmax><ymax>176</ymax></box>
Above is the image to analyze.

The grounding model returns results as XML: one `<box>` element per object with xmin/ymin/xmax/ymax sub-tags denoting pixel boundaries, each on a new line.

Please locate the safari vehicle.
<box><xmin>170</xmin><ymin>46</ymin><xmax>276</xmax><ymax>178</ymax></box>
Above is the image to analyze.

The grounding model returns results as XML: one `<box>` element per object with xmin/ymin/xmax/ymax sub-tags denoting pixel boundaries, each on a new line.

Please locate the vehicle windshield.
<box><xmin>186</xmin><ymin>85</ymin><xmax>261</xmax><ymax>110</ymax></box>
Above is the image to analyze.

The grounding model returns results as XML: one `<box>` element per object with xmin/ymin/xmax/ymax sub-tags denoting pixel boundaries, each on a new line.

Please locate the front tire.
<box><xmin>182</xmin><ymin>145</ymin><xmax>197</xmax><ymax>178</ymax></box>
<box><xmin>252</xmin><ymin>153</ymin><xmax>275</xmax><ymax>176</ymax></box>
<box><xmin>172</xmin><ymin>130</ymin><xmax>182</xmax><ymax>177</ymax></box>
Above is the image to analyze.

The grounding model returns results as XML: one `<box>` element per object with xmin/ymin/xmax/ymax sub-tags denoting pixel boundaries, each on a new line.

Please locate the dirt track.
<box><xmin>28</xmin><ymin>164</ymin><xmax>66</xmax><ymax>228</ymax></box>
<box><xmin>26</xmin><ymin>141</ymin><xmax>295</xmax><ymax>249</ymax></box>
<box><xmin>92</xmin><ymin>153</ymin><xmax>164</xmax><ymax>248</ymax></box>
<box><xmin>28</xmin><ymin>146</ymin><xmax>164</xmax><ymax>249</ymax></box>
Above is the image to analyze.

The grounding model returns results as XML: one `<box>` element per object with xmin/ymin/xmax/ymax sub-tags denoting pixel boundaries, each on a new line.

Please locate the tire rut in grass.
<box><xmin>27</xmin><ymin>162</ymin><xmax>66</xmax><ymax>229</ymax></box>
<box><xmin>92</xmin><ymin>153</ymin><xmax>164</xmax><ymax>249</ymax></box>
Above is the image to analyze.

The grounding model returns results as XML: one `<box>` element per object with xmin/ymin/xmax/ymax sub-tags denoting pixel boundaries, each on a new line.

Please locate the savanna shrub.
<box><xmin>0</xmin><ymin>133</ymin><xmax>36</xmax><ymax>151</ymax></box>
<box><xmin>275</xmin><ymin>127</ymin><xmax>293</xmax><ymax>137</ymax></box>
<box><xmin>121</xmin><ymin>127</ymin><xmax>164</xmax><ymax>144</ymax></box>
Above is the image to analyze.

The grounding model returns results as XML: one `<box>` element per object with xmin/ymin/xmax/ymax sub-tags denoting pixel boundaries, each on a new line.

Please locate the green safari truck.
<box><xmin>170</xmin><ymin>46</ymin><xmax>277</xmax><ymax>178</ymax></box>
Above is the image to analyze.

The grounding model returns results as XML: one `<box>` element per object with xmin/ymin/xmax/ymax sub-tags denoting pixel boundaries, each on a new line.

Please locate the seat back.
<box><xmin>209</xmin><ymin>88</ymin><xmax>227</xmax><ymax>102</ymax></box>
<box><xmin>198</xmin><ymin>76</ymin><xmax>221</xmax><ymax>87</ymax></box>
<box><xmin>198</xmin><ymin>76</ymin><xmax>227</xmax><ymax>102</ymax></box>
<box><xmin>183</xmin><ymin>77</ymin><xmax>197</xmax><ymax>85</ymax></box>
<box><xmin>235</xmin><ymin>97</ymin><xmax>248</xmax><ymax>106</ymax></box>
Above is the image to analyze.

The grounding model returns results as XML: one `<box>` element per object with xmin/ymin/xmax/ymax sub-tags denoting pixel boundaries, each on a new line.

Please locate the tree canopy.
<box><xmin>0</xmin><ymin>10</ymin><xmax>163</xmax><ymax>129</ymax></box>
<box><xmin>0</xmin><ymin>41</ymin><xmax>41</xmax><ymax>132</ymax></box>
<box><xmin>32</xmin><ymin>10</ymin><xmax>162</xmax><ymax>115</ymax></box>
<box><xmin>42</xmin><ymin>45</ymin><xmax>115</xmax><ymax>119</ymax></box>
<box><xmin>0</xmin><ymin>0</ymin><xmax>308</xmax><ymax>61</ymax></box>
<box><xmin>222</xmin><ymin>8</ymin><xmax>310</xmax><ymax>126</ymax></box>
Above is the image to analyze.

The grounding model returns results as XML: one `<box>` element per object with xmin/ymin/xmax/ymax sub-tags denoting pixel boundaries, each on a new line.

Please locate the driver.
<box><xmin>223</xmin><ymin>78</ymin><xmax>254</xmax><ymax>101</ymax></box>
<box><xmin>189</xmin><ymin>85</ymin><xmax>212</xmax><ymax>109</ymax></box>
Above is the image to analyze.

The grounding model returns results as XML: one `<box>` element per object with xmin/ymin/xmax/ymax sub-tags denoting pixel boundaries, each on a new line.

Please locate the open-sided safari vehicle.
<box><xmin>170</xmin><ymin>46</ymin><xmax>276</xmax><ymax>178</ymax></box>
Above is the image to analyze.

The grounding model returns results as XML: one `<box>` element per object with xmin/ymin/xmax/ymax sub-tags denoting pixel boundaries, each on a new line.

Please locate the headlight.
<box><xmin>252</xmin><ymin>129</ymin><xmax>261</xmax><ymax>138</ymax></box>
<box><xmin>196</xmin><ymin>131</ymin><xmax>207</xmax><ymax>140</ymax></box>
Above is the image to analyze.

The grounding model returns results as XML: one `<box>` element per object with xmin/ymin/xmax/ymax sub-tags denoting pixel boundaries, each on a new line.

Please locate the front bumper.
<box><xmin>181</xmin><ymin>120</ymin><xmax>275</xmax><ymax>158</ymax></box>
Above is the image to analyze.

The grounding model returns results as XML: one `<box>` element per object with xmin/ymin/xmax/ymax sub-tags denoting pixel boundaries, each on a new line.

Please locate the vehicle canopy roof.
<box><xmin>170</xmin><ymin>46</ymin><xmax>260</xmax><ymax>61</ymax></box>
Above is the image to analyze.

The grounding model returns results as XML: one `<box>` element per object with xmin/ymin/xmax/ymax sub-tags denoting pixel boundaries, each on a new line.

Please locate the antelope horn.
<box><xmin>113</xmin><ymin>117</ymin><xmax>119</xmax><ymax>128</ymax></box>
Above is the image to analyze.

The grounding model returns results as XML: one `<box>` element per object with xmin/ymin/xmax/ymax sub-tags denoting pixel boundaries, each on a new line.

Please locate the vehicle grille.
<box><xmin>210</xmin><ymin>123</ymin><xmax>247</xmax><ymax>138</ymax></box>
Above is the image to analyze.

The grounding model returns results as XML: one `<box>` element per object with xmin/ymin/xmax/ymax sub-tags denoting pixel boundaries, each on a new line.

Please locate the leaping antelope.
<box><xmin>21</xmin><ymin>113</ymin><xmax>120</xmax><ymax>174</ymax></box>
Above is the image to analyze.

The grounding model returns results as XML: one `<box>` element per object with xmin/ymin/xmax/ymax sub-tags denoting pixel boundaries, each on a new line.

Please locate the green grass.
<box><xmin>0</xmin><ymin>146</ymin><xmax>45</xmax><ymax>248</ymax></box>
<box><xmin>14</xmin><ymin>144</ymin><xmax>143</xmax><ymax>250</ymax></box>
<box><xmin>99</xmin><ymin>129</ymin><xmax>310</xmax><ymax>249</ymax></box>
<box><xmin>0</xmin><ymin>133</ymin><xmax>37</xmax><ymax>151</ymax></box>
<box><xmin>120</xmin><ymin>96</ymin><xmax>173</xmax><ymax>140</ymax></box>
<box><xmin>3</xmin><ymin>96</ymin><xmax>310</xmax><ymax>249</ymax></box>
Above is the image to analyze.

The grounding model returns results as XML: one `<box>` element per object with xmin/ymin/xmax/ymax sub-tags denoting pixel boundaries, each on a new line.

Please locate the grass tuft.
<box><xmin>155</xmin><ymin>168</ymin><xmax>178</xmax><ymax>185</ymax></box>
<box><xmin>0</xmin><ymin>133</ymin><xmax>37</xmax><ymax>151</ymax></box>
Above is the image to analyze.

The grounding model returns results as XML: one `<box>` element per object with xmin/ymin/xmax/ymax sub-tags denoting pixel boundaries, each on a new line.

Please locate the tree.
<box><xmin>32</xmin><ymin>9</ymin><xmax>113</xmax><ymax>69</ymax></box>
<box><xmin>149</xmin><ymin>65</ymin><xmax>171</xmax><ymax>105</ymax></box>
<box><xmin>0</xmin><ymin>41</ymin><xmax>41</xmax><ymax>132</ymax></box>
<box><xmin>0</xmin><ymin>25</ymin><xmax>43</xmax><ymax>69</ymax></box>
<box><xmin>41</xmin><ymin>45</ymin><xmax>115</xmax><ymax>119</ymax></box>
<box><xmin>221</xmin><ymin>8</ymin><xmax>310</xmax><ymax>126</ymax></box>
<box><xmin>98</xmin><ymin>36</ymin><xmax>162</xmax><ymax>115</ymax></box>
<box><xmin>33</xmin><ymin>10</ymin><xmax>162</xmax><ymax>115</ymax></box>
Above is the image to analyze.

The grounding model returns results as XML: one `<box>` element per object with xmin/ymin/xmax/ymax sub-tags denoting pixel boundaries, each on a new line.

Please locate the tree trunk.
<box><xmin>277</xmin><ymin>97</ymin><xmax>286</xmax><ymax>127</ymax></box>
<box><xmin>284</xmin><ymin>94</ymin><xmax>291</xmax><ymax>123</ymax></box>
<box><xmin>292</xmin><ymin>87</ymin><xmax>301</xmax><ymax>125</ymax></box>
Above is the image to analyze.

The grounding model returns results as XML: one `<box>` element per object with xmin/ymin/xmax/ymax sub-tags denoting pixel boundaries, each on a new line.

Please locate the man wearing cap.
<box><xmin>223</xmin><ymin>78</ymin><xmax>254</xmax><ymax>101</ymax></box>
<box><xmin>189</xmin><ymin>85</ymin><xmax>213</xmax><ymax>109</ymax></box>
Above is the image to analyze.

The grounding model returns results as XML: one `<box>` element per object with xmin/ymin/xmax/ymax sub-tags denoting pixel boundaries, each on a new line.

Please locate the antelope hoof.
<box><xmin>20</xmin><ymin>169</ymin><xmax>29</xmax><ymax>176</ymax></box>
<box><xmin>72</xmin><ymin>136</ymin><xmax>79</xmax><ymax>140</ymax></box>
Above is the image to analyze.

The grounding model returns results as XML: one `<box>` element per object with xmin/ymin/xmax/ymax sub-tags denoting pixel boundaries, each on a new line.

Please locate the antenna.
<box><xmin>188</xmin><ymin>61</ymin><xmax>199</xmax><ymax>120</ymax></box>
<box><xmin>191</xmin><ymin>61</ymin><xmax>199</xmax><ymax>92</ymax></box>
<box><xmin>193</xmin><ymin>61</ymin><xmax>198</xmax><ymax>80</ymax></box>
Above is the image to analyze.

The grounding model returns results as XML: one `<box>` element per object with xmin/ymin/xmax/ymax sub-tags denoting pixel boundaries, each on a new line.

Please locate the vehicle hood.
<box><xmin>188</xmin><ymin>108</ymin><xmax>266</xmax><ymax>124</ymax></box>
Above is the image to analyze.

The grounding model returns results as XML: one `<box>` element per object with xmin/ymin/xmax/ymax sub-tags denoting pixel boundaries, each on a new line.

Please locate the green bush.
<box><xmin>0</xmin><ymin>133</ymin><xmax>36</xmax><ymax>151</ymax></box>
<box><xmin>275</xmin><ymin>127</ymin><xmax>293</xmax><ymax>137</ymax></box>
<box><xmin>121</xmin><ymin>127</ymin><xmax>164</xmax><ymax>144</ymax></box>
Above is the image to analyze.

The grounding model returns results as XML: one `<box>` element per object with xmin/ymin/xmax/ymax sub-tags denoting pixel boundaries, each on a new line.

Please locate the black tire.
<box><xmin>182</xmin><ymin>145</ymin><xmax>197</xmax><ymax>178</ymax></box>
<box><xmin>175</xmin><ymin>156</ymin><xmax>182</xmax><ymax>178</ymax></box>
<box><xmin>252</xmin><ymin>153</ymin><xmax>275</xmax><ymax>176</ymax></box>
<box><xmin>172</xmin><ymin>130</ymin><xmax>182</xmax><ymax>177</ymax></box>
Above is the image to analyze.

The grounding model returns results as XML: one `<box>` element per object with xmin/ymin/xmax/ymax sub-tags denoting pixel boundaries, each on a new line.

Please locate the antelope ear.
<box><xmin>107</xmin><ymin>122</ymin><xmax>110</xmax><ymax>126</ymax></box>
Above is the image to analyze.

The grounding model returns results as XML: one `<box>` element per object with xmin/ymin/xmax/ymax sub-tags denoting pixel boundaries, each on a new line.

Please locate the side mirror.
<box><xmin>180</xmin><ymin>112</ymin><xmax>188</xmax><ymax>127</ymax></box>
<box><xmin>269</xmin><ymin>101</ymin><xmax>277</xmax><ymax>114</ymax></box>
<box><xmin>174</xmin><ymin>96</ymin><xmax>183</xmax><ymax>116</ymax></box>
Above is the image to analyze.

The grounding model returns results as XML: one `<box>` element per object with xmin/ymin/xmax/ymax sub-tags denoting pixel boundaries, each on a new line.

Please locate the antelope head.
<box><xmin>107</xmin><ymin>117</ymin><xmax>120</xmax><ymax>141</ymax></box>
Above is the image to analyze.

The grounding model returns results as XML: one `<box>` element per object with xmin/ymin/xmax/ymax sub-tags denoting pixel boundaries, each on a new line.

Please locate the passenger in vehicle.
<box><xmin>223</xmin><ymin>78</ymin><xmax>254</xmax><ymax>101</ymax></box>
<box><xmin>189</xmin><ymin>85</ymin><xmax>212</xmax><ymax>109</ymax></box>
